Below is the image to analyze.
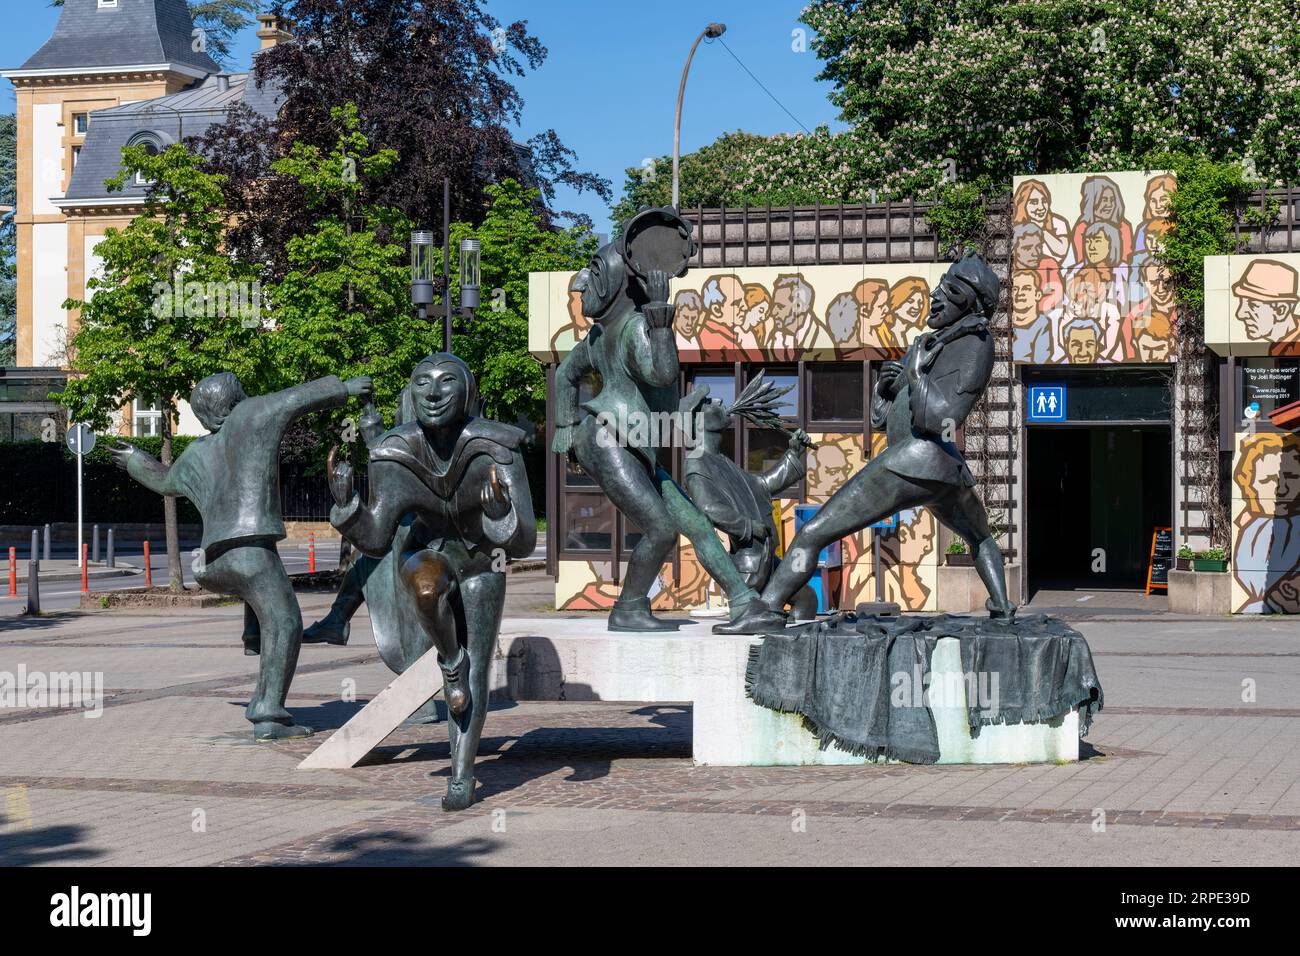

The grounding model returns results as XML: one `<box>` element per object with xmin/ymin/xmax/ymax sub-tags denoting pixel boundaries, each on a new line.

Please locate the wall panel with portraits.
<box><xmin>1011</xmin><ymin>171</ymin><xmax>1176</xmax><ymax>364</ymax></box>
<box><xmin>1205</xmin><ymin>253</ymin><xmax>1300</xmax><ymax>356</ymax></box>
<box><xmin>529</xmin><ymin>263</ymin><xmax>954</xmax><ymax>363</ymax></box>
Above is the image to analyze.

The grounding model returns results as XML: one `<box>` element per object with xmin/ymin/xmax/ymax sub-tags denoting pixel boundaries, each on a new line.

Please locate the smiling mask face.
<box><xmin>409</xmin><ymin>354</ymin><xmax>477</xmax><ymax>429</ymax></box>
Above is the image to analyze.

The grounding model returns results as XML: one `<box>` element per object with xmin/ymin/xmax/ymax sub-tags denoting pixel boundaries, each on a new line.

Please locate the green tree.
<box><xmin>265</xmin><ymin>104</ymin><xmax>425</xmax><ymax>428</ymax></box>
<box><xmin>614</xmin><ymin>128</ymin><xmax>859</xmax><ymax>224</ymax></box>
<box><xmin>58</xmin><ymin>143</ymin><xmax>269</xmax><ymax>590</ymax></box>
<box><xmin>801</xmin><ymin>0</ymin><xmax>1300</xmax><ymax>199</ymax></box>
<box><xmin>49</xmin><ymin>0</ymin><xmax>259</xmax><ymax>66</ymax></box>
<box><xmin>443</xmin><ymin>179</ymin><xmax>597</xmax><ymax>426</ymax></box>
<box><xmin>616</xmin><ymin>2</ymin><xmax>1300</xmax><ymax>215</ymax></box>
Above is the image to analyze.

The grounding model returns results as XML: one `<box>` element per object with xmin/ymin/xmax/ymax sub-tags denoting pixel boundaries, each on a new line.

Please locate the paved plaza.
<box><xmin>1</xmin><ymin>573</ymin><xmax>1299</xmax><ymax>866</ymax></box>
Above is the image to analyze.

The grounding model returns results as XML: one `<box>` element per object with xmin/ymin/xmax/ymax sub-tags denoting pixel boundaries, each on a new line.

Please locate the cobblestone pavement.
<box><xmin>2</xmin><ymin>583</ymin><xmax>1299</xmax><ymax>866</ymax></box>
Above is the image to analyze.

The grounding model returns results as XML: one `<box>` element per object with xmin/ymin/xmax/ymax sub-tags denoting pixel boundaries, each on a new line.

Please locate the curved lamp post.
<box><xmin>672</xmin><ymin>22</ymin><xmax>726</xmax><ymax>210</ymax></box>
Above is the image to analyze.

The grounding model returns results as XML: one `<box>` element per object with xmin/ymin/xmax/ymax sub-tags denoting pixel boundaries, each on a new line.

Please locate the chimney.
<box><xmin>215</xmin><ymin>74</ymin><xmax>230</xmax><ymax>92</ymax></box>
<box><xmin>256</xmin><ymin>12</ymin><xmax>292</xmax><ymax>50</ymax></box>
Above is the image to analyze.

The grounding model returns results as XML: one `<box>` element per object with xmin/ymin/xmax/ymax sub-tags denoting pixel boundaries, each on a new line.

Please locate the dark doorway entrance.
<box><xmin>1027</xmin><ymin>425</ymin><xmax>1171</xmax><ymax>591</ymax></box>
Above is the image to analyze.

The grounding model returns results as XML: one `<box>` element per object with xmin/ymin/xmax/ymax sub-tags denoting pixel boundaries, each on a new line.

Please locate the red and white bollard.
<box><xmin>308</xmin><ymin>532</ymin><xmax>316</xmax><ymax>573</ymax></box>
<box><xmin>8</xmin><ymin>547</ymin><xmax>15</xmax><ymax>597</ymax></box>
<box><xmin>81</xmin><ymin>543</ymin><xmax>89</xmax><ymax>593</ymax></box>
<box><xmin>143</xmin><ymin>540</ymin><xmax>152</xmax><ymax>589</ymax></box>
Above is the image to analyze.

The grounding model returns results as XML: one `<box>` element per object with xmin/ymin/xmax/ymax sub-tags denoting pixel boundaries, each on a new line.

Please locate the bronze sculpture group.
<box><xmin>110</xmin><ymin>203</ymin><xmax>1024</xmax><ymax>809</ymax></box>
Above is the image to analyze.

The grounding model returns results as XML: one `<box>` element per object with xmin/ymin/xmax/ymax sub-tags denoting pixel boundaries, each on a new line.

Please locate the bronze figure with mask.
<box><xmin>551</xmin><ymin>207</ymin><xmax>763</xmax><ymax>631</ymax></box>
<box><xmin>719</xmin><ymin>252</ymin><xmax>1016</xmax><ymax>634</ymax></box>
<box><xmin>328</xmin><ymin>354</ymin><xmax>535</xmax><ymax>810</ymax></box>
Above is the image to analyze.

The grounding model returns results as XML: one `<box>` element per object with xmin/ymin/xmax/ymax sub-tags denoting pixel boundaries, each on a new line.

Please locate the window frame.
<box><xmin>132</xmin><ymin>398</ymin><xmax>163</xmax><ymax>438</ymax></box>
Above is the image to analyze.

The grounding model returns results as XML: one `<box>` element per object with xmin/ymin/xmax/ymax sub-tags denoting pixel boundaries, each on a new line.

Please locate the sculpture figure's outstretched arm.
<box><xmin>113</xmin><ymin>444</ymin><xmax>178</xmax><ymax>497</ymax></box>
<box><xmin>246</xmin><ymin>375</ymin><xmax>365</xmax><ymax>435</ymax></box>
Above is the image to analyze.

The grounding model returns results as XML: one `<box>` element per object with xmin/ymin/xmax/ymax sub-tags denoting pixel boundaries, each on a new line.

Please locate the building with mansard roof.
<box><xmin>1</xmin><ymin>0</ymin><xmax>291</xmax><ymax>438</ymax></box>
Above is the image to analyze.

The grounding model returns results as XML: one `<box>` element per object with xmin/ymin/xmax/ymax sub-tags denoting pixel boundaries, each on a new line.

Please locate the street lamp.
<box><xmin>459</xmin><ymin>238</ymin><xmax>481</xmax><ymax>311</ymax></box>
<box><xmin>672</xmin><ymin>21</ymin><xmax>726</xmax><ymax>210</ymax></box>
<box><xmin>410</xmin><ymin>229</ymin><xmax>435</xmax><ymax>322</ymax></box>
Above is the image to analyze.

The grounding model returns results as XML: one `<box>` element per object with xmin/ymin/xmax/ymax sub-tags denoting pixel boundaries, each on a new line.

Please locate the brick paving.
<box><xmin>2</xmin><ymin>579</ymin><xmax>1300</xmax><ymax>866</ymax></box>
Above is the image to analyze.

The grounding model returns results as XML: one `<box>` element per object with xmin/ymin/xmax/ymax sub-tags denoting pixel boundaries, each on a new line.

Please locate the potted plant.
<box><xmin>1176</xmin><ymin>545</ymin><xmax>1195</xmax><ymax>571</ymax></box>
<box><xmin>1193</xmin><ymin>547</ymin><xmax>1228</xmax><ymax>573</ymax></box>
<box><xmin>945</xmin><ymin>540</ymin><xmax>974</xmax><ymax>567</ymax></box>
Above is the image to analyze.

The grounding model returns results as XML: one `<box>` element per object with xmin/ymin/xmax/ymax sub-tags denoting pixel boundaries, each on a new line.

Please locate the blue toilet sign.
<box><xmin>1027</xmin><ymin>385</ymin><xmax>1066</xmax><ymax>422</ymax></box>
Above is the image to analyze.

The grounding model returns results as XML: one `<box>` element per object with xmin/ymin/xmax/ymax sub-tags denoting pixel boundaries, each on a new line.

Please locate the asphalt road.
<box><xmin>0</xmin><ymin>541</ymin><xmax>344</xmax><ymax>615</ymax></box>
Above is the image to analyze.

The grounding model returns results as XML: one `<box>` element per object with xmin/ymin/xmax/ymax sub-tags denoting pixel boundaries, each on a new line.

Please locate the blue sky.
<box><xmin>3</xmin><ymin>1</ymin><xmax>846</xmax><ymax>232</ymax></box>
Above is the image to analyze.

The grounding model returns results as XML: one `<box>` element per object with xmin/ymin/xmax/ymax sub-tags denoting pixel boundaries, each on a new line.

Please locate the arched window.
<box><xmin>126</xmin><ymin>132</ymin><xmax>165</xmax><ymax>186</ymax></box>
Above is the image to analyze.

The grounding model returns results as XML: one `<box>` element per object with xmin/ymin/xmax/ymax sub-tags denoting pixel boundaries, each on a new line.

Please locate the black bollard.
<box><xmin>92</xmin><ymin>524</ymin><xmax>100</xmax><ymax>564</ymax></box>
<box><xmin>25</xmin><ymin>560</ymin><xmax>39</xmax><ymax>615</ymax></box>
<box><xmin>107</xmin><ymin>528</ymin><xmax>115</xmax><ymax>568</ymax></box>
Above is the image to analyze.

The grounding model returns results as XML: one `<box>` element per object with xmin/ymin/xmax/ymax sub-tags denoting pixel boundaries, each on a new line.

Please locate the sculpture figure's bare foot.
<box><xmin>441</xmin><ymin>776</ymin><xmax>475</xmax><ymax>811</ymax></box>
<box><xmin>253</xmin><ymin>721</ymin><xmax>314</xmax><ymax>741</ymax></box>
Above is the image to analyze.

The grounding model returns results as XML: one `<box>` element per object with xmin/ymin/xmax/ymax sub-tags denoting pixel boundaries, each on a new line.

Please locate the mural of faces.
<box><xmin>1233</xmin><ymin>259</ymin><xmax>1300</xmax><ymax>349</ymax></box>
<box><xmin>1012</xmin><ymin>172</ymin><xmax>1175</xmax><ymax>364</ymax></box>
<box><xmin>1232</xmin><ymin>432</ymin><xmax>1300</xmax><ymax>614</ymax></box>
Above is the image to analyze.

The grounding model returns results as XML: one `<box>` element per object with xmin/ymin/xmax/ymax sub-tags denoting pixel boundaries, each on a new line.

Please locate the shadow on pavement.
<box><xmin>300</xmin><ymin>830</ymin><xmax>496</xmax><ymax>866</ymax></box>
<box><xmin>0</xmin><ymin>823</ymin><xmax>105</xmax><ymax>866</ymax></box>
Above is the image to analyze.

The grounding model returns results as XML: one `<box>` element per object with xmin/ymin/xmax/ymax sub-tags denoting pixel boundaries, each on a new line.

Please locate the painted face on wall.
<box><xmin>859</xmin><ymin>288</ymin><xmax>889</xmax><ymax>326</ymax></box>
<box><xmin>899</xmin><ymin>290</ymin><xmax>926</xmax><ymax>327</ymax></box>
<box><xmin>1066</xmin><ymin>327</ymin><xmax>1100</xmax><ymax>363</ymax></box>
<box><xmin>1084</xmin><ymin>230</ymin><xmax>1111</xmax><ymax>265</ymax></box>
<box><xmin>745</xmin><ymin>299</ymin><xmax>768</xmax><ymax>331</ymax></box>
<box><xmin>711</xmin><ymin>276</ymin><xmax>746</xmax><ymax>330</ymax></box>
<box><xmin>411</xmin><ymin>363</ymin><xmax>469</xmax><ymax>429</ymax></box>
<box><xmin>675</xmin><ymin>300</ymin><xmax>702</xmax><ymax>337</ymax></box>
<box><xmin>1011</xmin><ymin>271</ymin><xmax>1041</xmax><ymax>322</ymax></box>
<box><xmin>813</xmin><ymin>443</ymin><xmax>853</xmax><ymax>494</ymax></box>
<box><xmin>1278</xmin><ymin>448</ymin><xmax>1300</xmax><ymax>507</ymax></box>
<box><xmin>1148</xmin><ymin>185</ymin><xmax>1171</xmax><ymax>219</ymax></box>
<box><xmin>1144</xmin><ymin>263</ymin><xmax>1175</xmax><ymax>310</ymax></box>
<box><xmin>1024</xmin><ymin>188</ymin><xmax>1049</xmax><ymax>226</ymax></box>
<box><xmin>1136</xmin><ymin>332</ymin><xmax>1170</xmax><ymax>362</ymax></box>
<box><xmin>770</xmin><ymin>285</ymin><xmax>795</xmax><ymax>330</ymax></box>
<box><xmin>1095</xmin><ymin>188</ymin><xmax>1117</xmax><ymax>221</ymax></box>
<box><xmin>1012</xmin><ymin>231</ymin><xmax>1044</xmax><ymax>269</ymax></box>
<box><xmin>1237</xmin><ymin>297</ymin><xmax>1297</xmax><ymax>341</ymax></box>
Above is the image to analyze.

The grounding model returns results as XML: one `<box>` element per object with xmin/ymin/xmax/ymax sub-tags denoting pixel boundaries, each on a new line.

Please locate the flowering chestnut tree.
<box><xmin>621</xmin><ymin>1</ymin><xmax>1300</xmax><ymax>210</ymax></box>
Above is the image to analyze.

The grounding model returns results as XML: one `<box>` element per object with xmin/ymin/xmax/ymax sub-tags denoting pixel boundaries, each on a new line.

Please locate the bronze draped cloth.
<box><xmin>745</xmin><ymin>613</ymin><xmax>1104</xmax><ymax>764</ymax></box>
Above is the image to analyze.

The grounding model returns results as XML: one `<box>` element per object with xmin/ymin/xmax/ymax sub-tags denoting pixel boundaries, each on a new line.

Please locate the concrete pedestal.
<box><xmin>495</xmin><ymin>619</ymin><xmax>1079</xmax><ymax>767</ymax></box>
<box><xmin>937</xmin><ymin>562</ymin><xmax>1022</xmax><ymax>613</ymax></box>
<box><xmin>1167</xmin><ymin>569</ymin><xmax>1232</xmax><ymax>615</ymax></box>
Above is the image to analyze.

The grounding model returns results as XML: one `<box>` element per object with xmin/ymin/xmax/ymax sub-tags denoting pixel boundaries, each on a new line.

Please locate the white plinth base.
<box><xmin>298</xmin><ymin>647</ymin><xmax>439</xmax><ymax>770</ymax></box>
<box><xmin>495</xmin><ymin>621</ymin><xmax>1080</xmax><ymax>767</ymax></box>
